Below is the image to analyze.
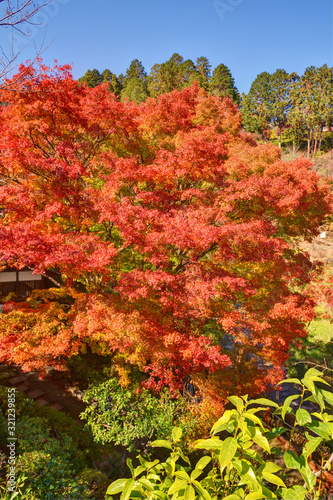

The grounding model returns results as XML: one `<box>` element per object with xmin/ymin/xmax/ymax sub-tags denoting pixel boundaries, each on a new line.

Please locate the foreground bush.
<box><xmin>0</xmin><ymin>386</ymin><xmax>102</xmax><ymax>499</ymax></box>
<box><xmin>106</xmin><ymin>368</ymin><xmax>333</xmax><ymax>499</ymax></box>
<box><xmin>81</xmin><ymin>378</ymin><xmax>197</xmax><ymax>478</ymax></box>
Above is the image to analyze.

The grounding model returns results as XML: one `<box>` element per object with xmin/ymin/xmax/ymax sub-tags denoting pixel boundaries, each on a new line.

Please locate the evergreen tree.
<box><xmin>121</xmin><ymin>60</ymin><xmax>148</xmax><ymax>103</ymax></box>
<box><xmin>118</xmin><ymin>73</ymin><xmax>124</xmax><ymax>87</ymax></box>
<box><xmin>78</xmin><ymin>69</ymin><xmax>103</xmax><ymax>88</ymax></box>
<box><xmin>240</xmin><ymin>72</ymin><xmax>271</xmax><ymax>140</ymax></box>
<box><xmin>121</xmin><ymin>77</ymin><xmax>148</xmax><ymax>103</ymax></box>
<box><xmin>110</xmin><ymin>74</ymin><xmax>122</xmax><ymax>97</ymax></box>
<box><xmin>269</xmin><ymin>69</ymin><xmax>293</xmax><ymax>149</ymax></box>
<box><xmin>101</xmin><ymin>69</ymin><xmax>112</xmax><ymax>83</ymax></box>
<box><xmin>194</xmin><ymin>56</ymin><xmax>211</xmax><ymax>90</ymax></box>
<box><xmin>123</xmin><ymin>59</ymin><xmax>147</xmax><ymax>83</ymax></box>
<box><xmin>100</xmin><ymin>69</ymin><xmax>122</xmax><ymax>97</ymax></box>
<box><xmin>148</xmin><ymin>53</ymin><xmax>185</xmax><ymax>96</ymax></box>
<box><xmin>209</xmin><ymin>64</ymin><xmax>240</xmax><ymax>104</ymax></box>
<box><xmin>303</xmin><ymin>65</ymin><xmax>333</xmax><ymax>157</ymax></box>
<box><xmin>149</xmin><ymin>55</ymin><xmax>211</xmax><ymax>96</ymax></box>
<box><xmin>147</xmin><ymin>63</ymin><xmax>162</xmax><ymax>97</ymax></box>
<box><xmin>179</xmin><ymin>59</ymin><xmax>198</xmax><ymax>87</ymax></box>
<box><xmin>161</xmin><ymin>53</ymin><xmax>185</xmax><ymax>93</ymax></box>
<box><xmin>196</xmin><ymin>56</ymin><xmax>211</xmax><ymax>81</ymax></box>
<box><xmin>287</xmin><ymin>75</ymin><xmax>307</xmax><ymax>157</ymax></box>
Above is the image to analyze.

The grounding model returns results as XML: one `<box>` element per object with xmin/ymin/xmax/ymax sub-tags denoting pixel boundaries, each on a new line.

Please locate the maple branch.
<box><xmin>28</xmin><ymin>129</ymin><xmax>54</xmax><ymax>158</ymax></box>
<box><xmin>172</xmin><ymin>260</ymin><xmax>189</xmax><ymax>274</ymax></box>
<box><xmin>81</xmin><ymin>137</ymin><xmax>109</xmax><ymax>168</ymax></box>
<box><xmin>0</xmin><ymin>168</ymin><xmax>22</xmax><ymax>185</ymax></box>
<box><xmin>171</xmin><ymin>243</ymin><xmax>218</xmax><ymax>274</ymax></box>
<box><xmin>197</xmin><ymin>243</ymin><xmax>218</xmax><ymax>261</ymax></box>
<box><xmin>105</xmin><ymin>222</ymin><xmax>113</xmax><ymax>241</ymax></box>
<box><xmin>28</xmin><ymin>266</ymin><xmax>62</xmax><ymax>288</ymax></box>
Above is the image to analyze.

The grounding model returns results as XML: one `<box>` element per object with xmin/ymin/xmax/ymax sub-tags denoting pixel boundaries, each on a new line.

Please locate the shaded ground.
<box><xmin>2</xmin><ymin>364</ymin><xmax>86</xmax><ymax>421</ymax></box>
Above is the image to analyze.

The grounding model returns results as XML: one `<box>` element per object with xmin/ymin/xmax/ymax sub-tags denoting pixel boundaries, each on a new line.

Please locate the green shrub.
<box><xmin>77</xmin><ymin>467</ymin><xmax>110</xmax><ymax>499</ymax></box>
<box><xmin>0</xmin><ymin>407</ymin><xmax>7</xmax><ymax>445</ymax></box>
<box><xmin>0</xmin><ymin>412</ymin><xmax>88</xmax><ymax>499</ymax></box>
<box><xmin>106</xmin><ymin>368</ymin><xmax>333</xmax><ymax>500</ymax></box>
<box><xmin>16</xmin><ymin>450</ymin><xmax>87</xmax><ymax>499</ymax></box>
<box><xmin>0</xmin><ymin>385</ymin><xmax>99</xmax><ymax>460</ymax></box>
<box><xmin>320</xmin><ymin>131</ymin><xmax>333</xmax><ymax>152</ymax></box>
<box><xmin>16</xmin><ymin>416</ymin><xmax>50</xmax><ymax>453</ymax></box>
<box><xmin>81</xmin><ymin>379</ymin><xmax>194</xmax><ymax>456</ymax></box>
<box><xmin>0</xmin><ymin>385</ymin><xmax>102</xmax><ymax>499</ymax></box>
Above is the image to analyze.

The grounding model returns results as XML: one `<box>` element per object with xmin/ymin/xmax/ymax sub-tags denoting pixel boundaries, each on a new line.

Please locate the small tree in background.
<box><xmin>209</xmin><ymin>63</ymin><xmax>240</xmax><ymax>104</ymax></box>
<box><xmin>241</xmin><ymin>71</ymin><xmax>271</xmax><ymax>141</ymax></box>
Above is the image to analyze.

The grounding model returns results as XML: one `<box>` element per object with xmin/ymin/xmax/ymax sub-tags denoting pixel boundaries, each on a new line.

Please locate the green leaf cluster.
<box><xmin>81</xmin><ymin>379</ymin><xmax>191</xmax><ymax>452</ymax></box>
<box><xmin>106</xmin><ymin>368</ymin><xmax>333</xmax><ymax>499</ymax></box>
<box><xmin>0</xmin><ymin>386</ymin><xmax>101</xmax><ymax>499</ymax></box>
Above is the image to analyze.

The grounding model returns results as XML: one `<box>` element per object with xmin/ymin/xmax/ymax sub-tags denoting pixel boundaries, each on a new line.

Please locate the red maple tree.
<box><xmin>0</xmin><ymin>62</ymin><xmax>331</xmax><ymax>411</ymax></box>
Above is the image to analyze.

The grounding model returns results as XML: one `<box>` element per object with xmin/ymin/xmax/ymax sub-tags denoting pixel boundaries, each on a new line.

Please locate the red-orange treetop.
<box><xmin>0</xmin><ymin>63</ymin><xmax>331</xmax><ymax>410</ymax></box>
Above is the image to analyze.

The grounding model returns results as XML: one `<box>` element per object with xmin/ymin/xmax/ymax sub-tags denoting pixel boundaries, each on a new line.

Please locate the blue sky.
<box><xmin>2</xmin><ymin>0</ymin><xmax>333</xmax><ymax>94</ymax></box>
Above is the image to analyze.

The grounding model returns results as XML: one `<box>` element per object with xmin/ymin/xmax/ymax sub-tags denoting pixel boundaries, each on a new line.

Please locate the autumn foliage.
<box><xmin>0</xmin><ymin>63</ymin><xmax>331</xmax><ymax>412</ymax></box>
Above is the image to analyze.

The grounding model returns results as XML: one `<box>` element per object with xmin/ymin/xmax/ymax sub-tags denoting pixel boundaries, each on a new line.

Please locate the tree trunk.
<box><xmin>120</xmin><ymin>448</ymin><xmax>128</xmax><ymax>476</ymax></box>
<box><xmin>310</xmin><ymin>128</ymin><xmax>314</xmax><ymax>154</ymax></box>
<box><xmin>307</xmin><ymin>129</ymin><xmax>311</xmax><ymax>159</ymax></box>
<box><xmin>313</xmin><ymin>127</ymin><xmax>319</xmax><ymax>159</ymax></box>
<box><xmin>278</xmin><ymin>127</ymin><xmax>281</xmax><ymax>150</ymax></box>
<box><xmin>318</xmin><ymin>124</ymin><xmax>324</xmax><ymax>152</ymax></box>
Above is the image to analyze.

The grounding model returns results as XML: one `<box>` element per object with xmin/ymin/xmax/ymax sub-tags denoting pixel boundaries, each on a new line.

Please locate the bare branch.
<box><xmin>0</xmin><ymin>0</ymin><xmax>53</xmax><ymax>83</ymax></box>
<box><xmin>0</xmin><ymin>1</ymin><xmax>51</xmax><ymax>31</ymax></box>
<box><xmin>293</xmin><ymin>360</ymin><xmax>333</xmax><ymax>372</ymax></box>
